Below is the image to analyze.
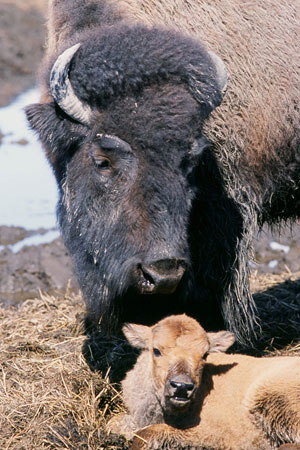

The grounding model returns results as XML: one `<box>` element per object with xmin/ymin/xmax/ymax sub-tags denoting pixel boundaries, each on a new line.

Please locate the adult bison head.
<box><xmin>26</xmin><ymin>24</ymin><xmax>228</xmax><ymax>335</ymax></box>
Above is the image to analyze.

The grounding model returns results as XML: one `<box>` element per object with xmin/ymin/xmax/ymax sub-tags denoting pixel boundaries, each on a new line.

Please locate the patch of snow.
<box><xmin>268</xmin><ymin>260</ymin><xmax>278</xmax><ymax>269</ymax></box>
<box><xmin>269</xmin><ymin>241</ymin><xmax>290</xmax><ymax>254</ymax></box>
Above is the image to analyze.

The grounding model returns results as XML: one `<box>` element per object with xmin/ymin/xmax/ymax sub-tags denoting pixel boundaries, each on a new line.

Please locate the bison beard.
<box><xmin>26</xmin><ymin>1</ymin><xmax>300</xmax><ymax>380</ymax></box>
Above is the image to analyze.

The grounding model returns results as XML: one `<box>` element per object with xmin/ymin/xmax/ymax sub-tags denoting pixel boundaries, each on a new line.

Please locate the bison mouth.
<box><xmin>118</xmin><ymin>260</ymin><xmax>191</xmax><ymax>327</ymax></box>
<box><xmin>137</xmin><ymin>265</ymin><xmax>157</xmax><ymax>293</ymax></box>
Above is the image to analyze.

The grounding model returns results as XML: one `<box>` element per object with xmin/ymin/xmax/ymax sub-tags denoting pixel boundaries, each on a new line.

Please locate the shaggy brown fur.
<box><xmin>109</xmin><ymin>315</ymin><xmax>300</xmax><ymax>449</ymax></box>
<box><xmin>45</xmin><ymin>0</ymin><xmax>300</xmax><ymax>191</ymax></box>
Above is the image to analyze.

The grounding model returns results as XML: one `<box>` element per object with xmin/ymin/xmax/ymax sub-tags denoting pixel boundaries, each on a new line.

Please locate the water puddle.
<box><xmin>0</xmin><ymin>229</ymin><xmax>60</xmax><ymax>254</ymax></box>
<box><xmin>0</xmin><ymin>89</ymin><xmax>57</xmax><ymax>230</ymax></box>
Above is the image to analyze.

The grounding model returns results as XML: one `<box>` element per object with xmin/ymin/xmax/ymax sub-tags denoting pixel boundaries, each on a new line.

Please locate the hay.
<box><xmin>0</xmin><ymin>291</ymin><xmax>130</xmax><ymax>450</ymax></box>
<box><xmin>251</xmin><ymin>270</ymin><xmax>300</xmax><ymax>349</ymax></box>
<box><xmin>0</xmin><ymin>271</ymin><xmax>300</xmax><ymax>449</ymax></box>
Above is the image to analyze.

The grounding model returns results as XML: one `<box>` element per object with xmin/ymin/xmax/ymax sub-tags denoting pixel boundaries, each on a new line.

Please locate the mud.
<box><xmin>0</xmin><ymin>226</ymin><xmax>77</xmax><ymax>306</ymax></box>
<box><xmin>0</xmin><ymin>0</ymin><xmax>47</xmax><ymax>107</ymax></box>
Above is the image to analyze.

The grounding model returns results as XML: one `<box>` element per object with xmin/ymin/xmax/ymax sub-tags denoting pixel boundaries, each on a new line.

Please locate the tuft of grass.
<box><xmin>0</xmin><ymin>291</ymin><xmax>130</xmax><ymax>450</ymax></box>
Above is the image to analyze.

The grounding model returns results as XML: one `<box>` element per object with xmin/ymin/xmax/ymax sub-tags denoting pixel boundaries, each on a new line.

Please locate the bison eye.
<box><xmin>92</xmin><ymin>155</ymin><xmax>112</xmax><ymax>172</ymax></box>
<box><xmin>153</xmin><ymin>347</ymin><xmax>161</xmax><ymax>357</ymax></box>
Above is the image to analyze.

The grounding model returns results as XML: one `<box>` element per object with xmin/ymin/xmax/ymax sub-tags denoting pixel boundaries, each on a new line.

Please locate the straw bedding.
<box><xmin>1</xmin><ymin>272</ymin><xmax>300</xmax><ymax>449</ymax></box>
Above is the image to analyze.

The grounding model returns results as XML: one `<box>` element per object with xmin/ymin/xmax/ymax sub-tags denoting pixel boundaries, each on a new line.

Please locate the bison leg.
<box><xmin>189</xmin><ymin>150</ymin><xmax>260</xmax><ymax>348</ymax></box>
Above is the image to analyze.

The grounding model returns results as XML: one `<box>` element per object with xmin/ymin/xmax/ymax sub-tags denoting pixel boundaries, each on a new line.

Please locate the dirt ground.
<box><xmin>0</xmin><ymin>0</ymin><xmax>47</xmax><ymax>106</ymax></box>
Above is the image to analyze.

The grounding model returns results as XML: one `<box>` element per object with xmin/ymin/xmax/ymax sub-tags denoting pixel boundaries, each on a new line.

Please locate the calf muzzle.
<box><xmin>166</xmin><ymin>373</ymin><xmax>196</xmax><ymax>407</ymax></box>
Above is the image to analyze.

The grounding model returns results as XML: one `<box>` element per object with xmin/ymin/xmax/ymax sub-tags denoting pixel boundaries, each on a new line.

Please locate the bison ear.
<box><xmin>25</xmin><ymin>102</ymin><xmax>86</xmax><ymax>179</ymax></box>
<box><xmin>207</xmin><ymin>331</ymin><xmax>235</xmax><ymax>353</ymax></box>
<box><xmin>122</xmin><ymin>323</ymin><xmax>151</xmax><ymax>349</ymax></box>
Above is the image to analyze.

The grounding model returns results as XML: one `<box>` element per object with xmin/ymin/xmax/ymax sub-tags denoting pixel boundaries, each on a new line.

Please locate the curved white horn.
<box><xmin>208</xmin><ymin>50</ymin><xmax>228</xmax><ymax>95</ymax></box>
<box><xmin>50</xmin><ymin>43</ymin><xmax>92</xmax><ymax>125</ymax></box>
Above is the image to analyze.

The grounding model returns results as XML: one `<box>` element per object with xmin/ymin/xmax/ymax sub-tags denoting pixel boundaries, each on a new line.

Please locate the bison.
<box><xmin>26</xmin><ymin>0</ymin><xmax>300</xmax><ymax>374</ymax></box>
<box><xmin>109</xmin><ymin>314</ymin><xmax>300</xmax><ymax>450</ymax></box>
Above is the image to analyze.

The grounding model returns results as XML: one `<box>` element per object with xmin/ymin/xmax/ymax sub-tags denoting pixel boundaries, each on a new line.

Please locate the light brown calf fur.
<box><xmin>108</xmin><ymin>315</ymin><xmax>300</xmax><ymax>449</ymax></box>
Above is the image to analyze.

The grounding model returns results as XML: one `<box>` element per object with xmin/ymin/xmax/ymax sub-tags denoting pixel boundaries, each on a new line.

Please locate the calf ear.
<box><xmin>122</xmin><ymin>323</ymin><xmax>151</xmax><ymax>349</ymax></box>
<box><xmin>207</xmin><ymin>331</ymin><xmax>235</xmax><ymax>353</ymax></box>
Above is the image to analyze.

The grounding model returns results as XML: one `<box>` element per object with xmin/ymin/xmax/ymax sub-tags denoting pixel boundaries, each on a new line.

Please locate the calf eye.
<box><xmin>153</xmin><ymin>348</ymin><xmax>161</xmax><ymax>357</ymax></box>
<box><xmin>202</xmin><ymin>352</ymin><xmax>209</xmax><ymax>360</ymax></box>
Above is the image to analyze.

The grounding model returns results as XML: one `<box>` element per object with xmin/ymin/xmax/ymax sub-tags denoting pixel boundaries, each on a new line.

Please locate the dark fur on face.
<box><xmin>55</xmin><ymin>83</ymin><xmax>231</xmax><ymax>333</ymax></box>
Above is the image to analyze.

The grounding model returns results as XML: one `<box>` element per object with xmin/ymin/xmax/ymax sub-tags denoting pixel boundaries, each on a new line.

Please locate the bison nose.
<box><xmin>168</xmin><ymin>375</ymin><xmax>195</xmax><ymax>400</ymax></box>
<box><xmin>139</xmin><ymin>259</ymin><xmax>187</xmax><ymax>294</ymax></box>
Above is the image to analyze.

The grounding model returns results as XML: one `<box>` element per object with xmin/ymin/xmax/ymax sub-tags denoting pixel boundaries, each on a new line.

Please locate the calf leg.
<box><xmin>108</xmin><ymin>413</ymin><xmax>138</xmax><ymax>439</ymax></box>
<box><xmin>130</xmin><ymin>424</ymin><xmax>215</xmax><ymax>450</ymax></box>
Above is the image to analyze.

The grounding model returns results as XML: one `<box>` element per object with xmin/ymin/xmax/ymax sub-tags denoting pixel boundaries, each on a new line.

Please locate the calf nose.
<box><xmin>168</xmin><ymin>374</ymin><xmax>195</xmax><ymax>399</ymax></box>
<box><xmin>139</xmin><ymin>259</ymin><xmax>187</xmax><ymax>294</ymax></box>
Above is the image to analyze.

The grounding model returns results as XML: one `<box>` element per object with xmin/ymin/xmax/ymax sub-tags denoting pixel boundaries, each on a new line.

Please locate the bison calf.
<box><xmin>109</xmin><ymin>315</ymin><xmax>300</xmax><ymax>449</ymax></box>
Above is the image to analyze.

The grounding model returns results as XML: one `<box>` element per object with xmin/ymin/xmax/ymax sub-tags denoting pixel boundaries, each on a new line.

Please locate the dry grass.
<box><xmin>251</xmin><ymin>270</ymin><xmax>300</xmax><ymax>349</ymax></box>
<box><xmin>0</xmin><ymin>290</ymin><xmax>129</xmax><ymax>450</ymax></box>
<box><xmin>0</xmin><ymin>271</ymin><xmax>300</xmax><ymax>449</ymax></box>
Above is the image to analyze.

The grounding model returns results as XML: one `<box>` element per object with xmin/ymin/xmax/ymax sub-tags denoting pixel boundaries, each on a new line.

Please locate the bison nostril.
<box><xmin>139</xmin><ymin>259</ymin><xmax>187</xmax><ymax>294</ymax></box>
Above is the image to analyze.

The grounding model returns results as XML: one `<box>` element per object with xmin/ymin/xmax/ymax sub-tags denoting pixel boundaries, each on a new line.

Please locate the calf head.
<box><xmin>123</xmin><ymin>314</ymin><xmax>235</xmax><ymax>416</ymax></box>
<box><xmin>26</xmin><ymin>24</ymin><xmax>228</xmax><ymax>333</ymax></box>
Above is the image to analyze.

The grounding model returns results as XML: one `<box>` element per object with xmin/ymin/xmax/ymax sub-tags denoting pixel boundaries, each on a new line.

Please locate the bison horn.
<box><xmin>50</xmin><ymin>43</ymin><xmax>92</xmax><ymax>125</ymax></box>
<box><xmin>208</xmin><ymin>51</ymin><xmax>228</xmax><ymax>95</ymax></box>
